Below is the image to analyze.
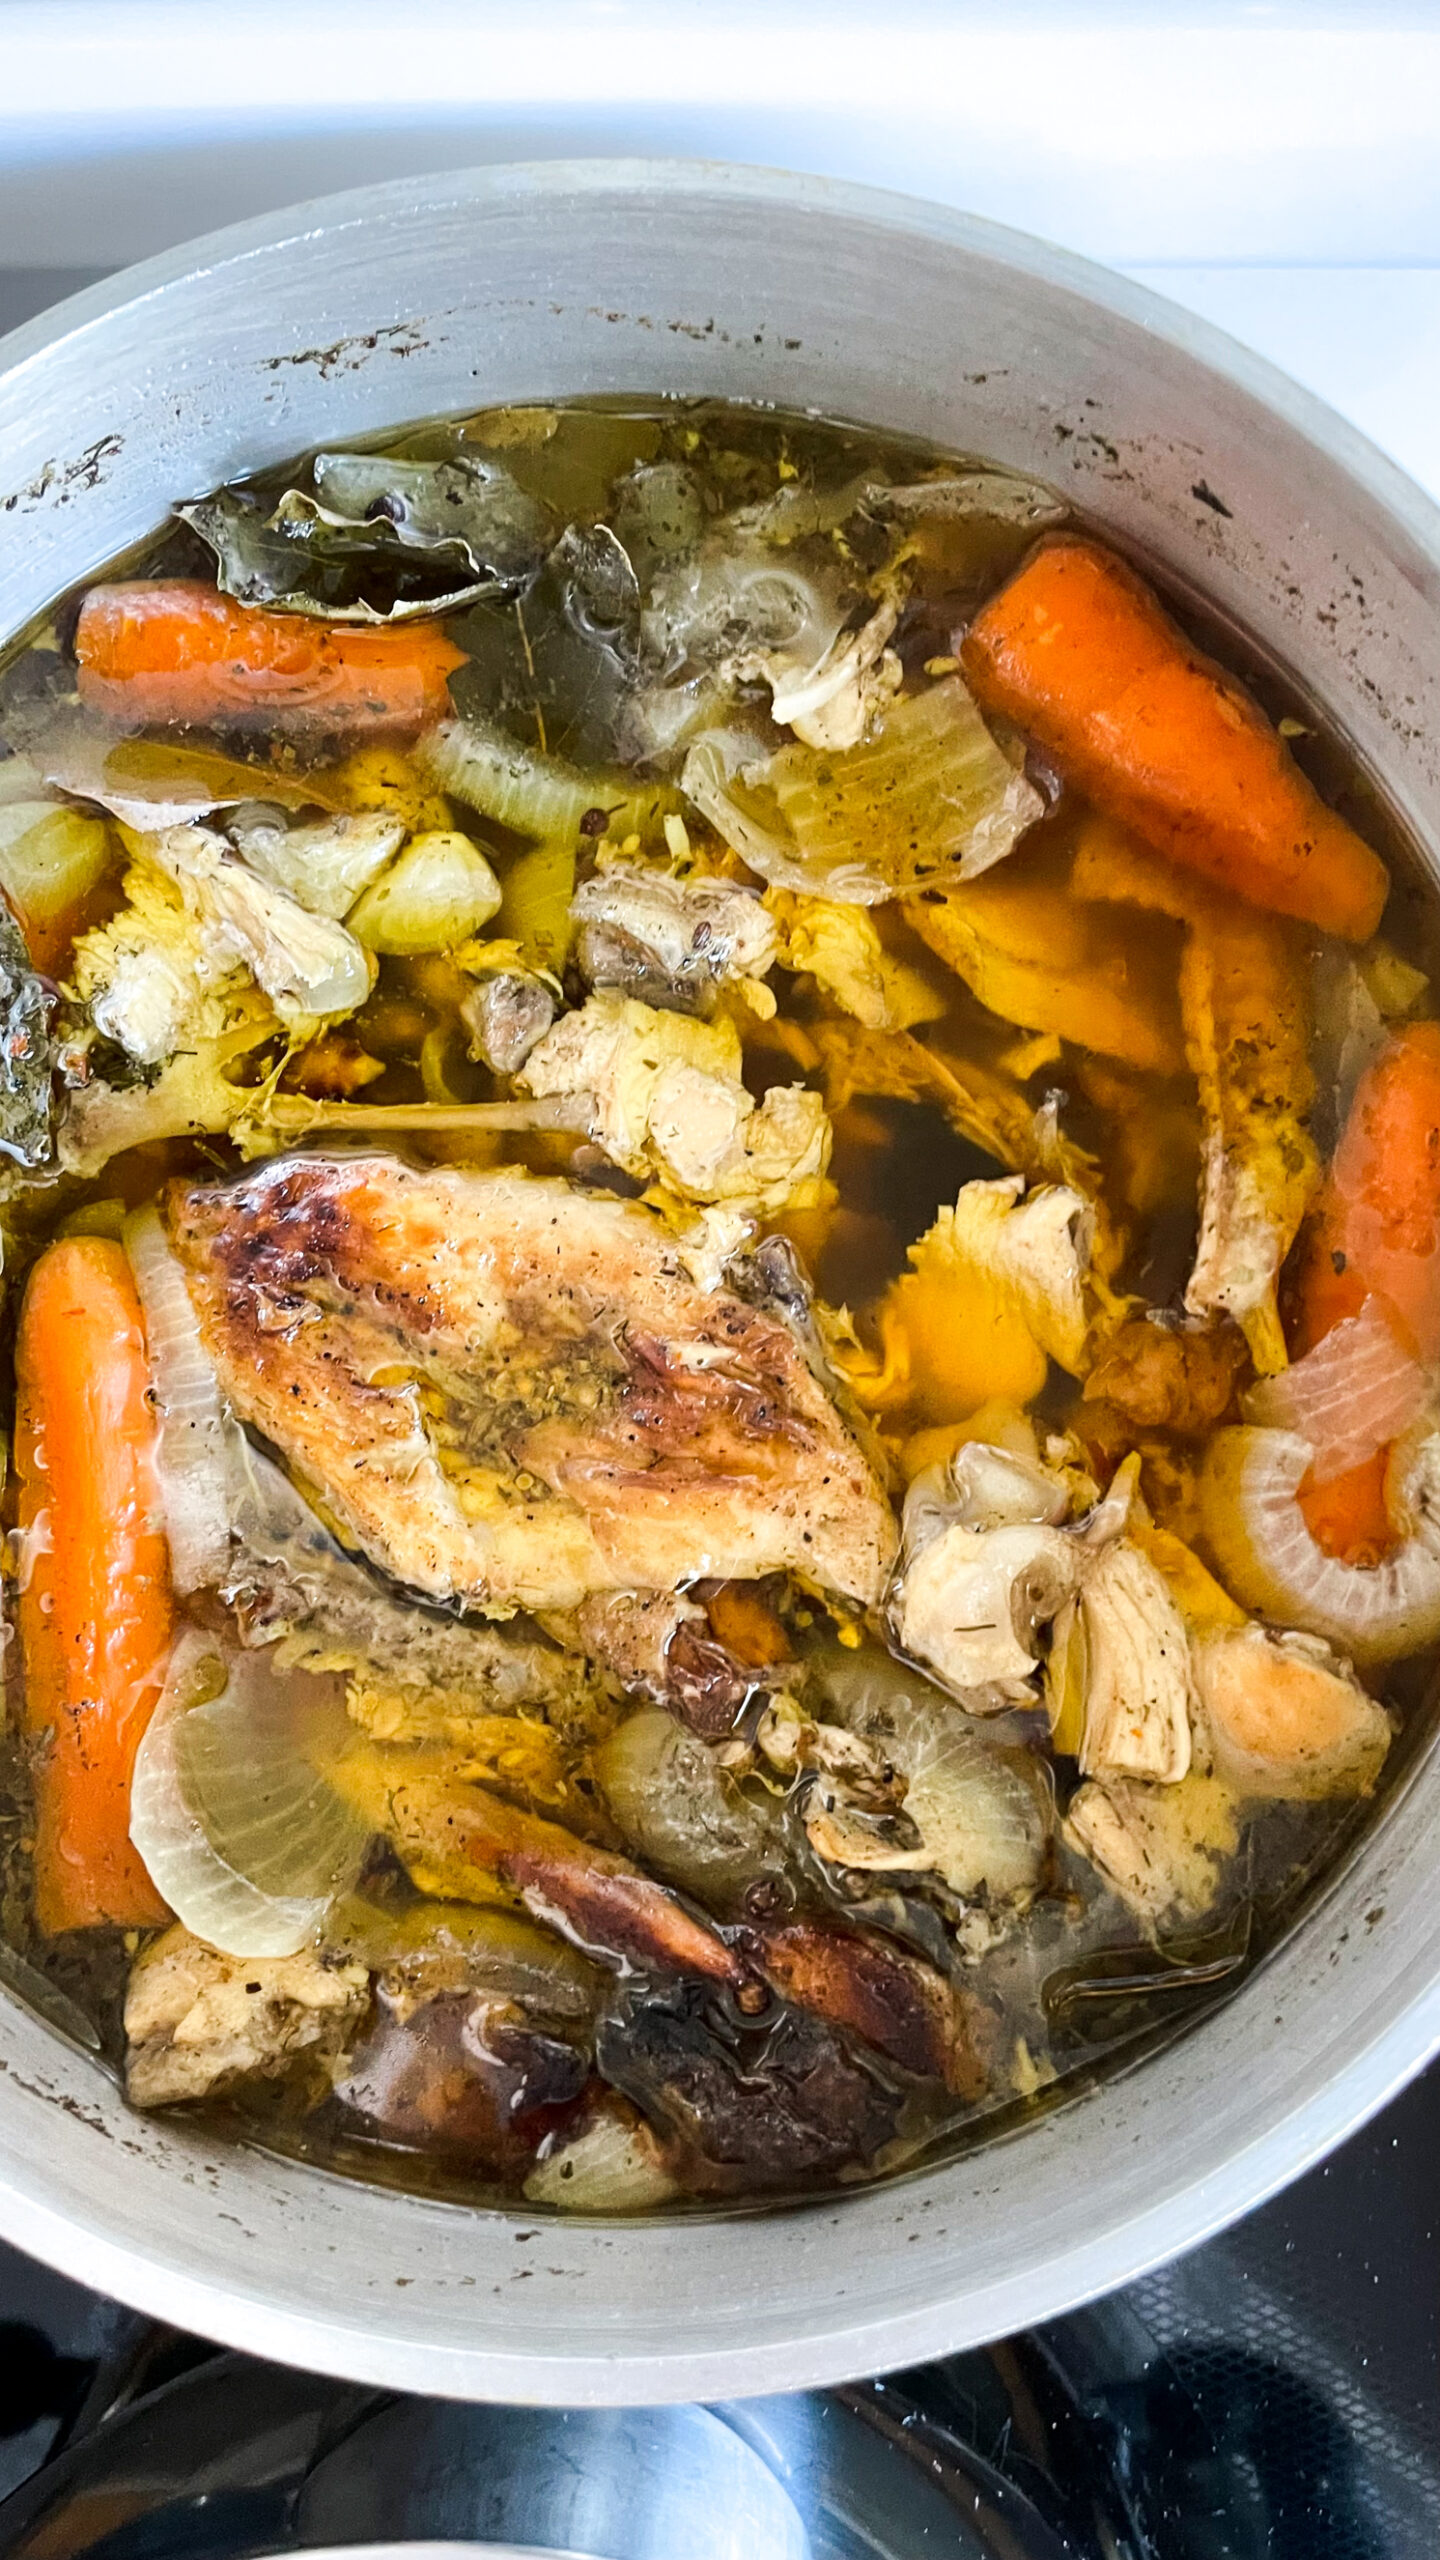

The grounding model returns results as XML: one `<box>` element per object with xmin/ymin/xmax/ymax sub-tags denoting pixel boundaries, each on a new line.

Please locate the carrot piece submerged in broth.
<box><xmin>962</xmin><ymin>535</ymin><xmax>1389</xmax><ymax>942</ymax></box>
<box><xmin>75</xmin><ymin>581</ymin><xmax>465</xmax><ymax>740</ymax></box>
<box><xmin>1284</xmin><ymin>1022</ymin><xmax>1440</xmax><ymax>1561</ymax></box>
<box><xmin>14</xmin><ymin>1238</ymin><xmax>173</xmax><ymax>1933</ymax></box>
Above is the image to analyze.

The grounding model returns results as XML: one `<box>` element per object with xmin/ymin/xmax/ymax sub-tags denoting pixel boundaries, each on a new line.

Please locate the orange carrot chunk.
<box><xmin>1289</xmin><ymin>1020</ymin><xmax>1440</xmax><ymax>1359</ymax></box>
<box><xmin>704</xmin><ymin>1581</ymin><xmax>791</xmax><ymax>1668</ymax></box>
<box><xmin>1296</xmin><ymin>1449</ymin><xmax>1394</xmax><ymax>1570</ymax></box>
<box><xmin>1284</xmin><ymin>1021</ymin><xmax>1440</xmax><ymax>1562</ymax></box>
<box><xmin>961</xmin><ymin>536</ymin><xmax>1389</xmax><ymax>943</ymax></box>
<box><xmin>75</xmin><ymin>581</ymin><xmax>465</xmax><ymax>740</ymax></box>
<box><xmin>15</xmin><ymin>1238</ymin><xmax>173</xmax><ymax>1933</ymax></box>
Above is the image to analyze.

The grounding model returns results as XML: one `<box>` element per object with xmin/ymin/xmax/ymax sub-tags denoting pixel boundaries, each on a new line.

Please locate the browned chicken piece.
<box><xmin>333</xmin><ymin>1744</ymin><xmax>984</xmax><ymax>2094</ymax></box>
<box><xmin>545</xmin><ymin>1589</ymin><xmax>763</xmax><ymax>1739</ymax></box>
<box><xmin>166</xmin><ymin>1154</ymin><xmax>895</xmax><ymax>1616</ymax></box>
<box><xmin>597</xmin><ymin>1988</ymin><xmax>902</xmax><ymax>2193</ymax></box>
<box><xmin>1083</xmin><ymin>1316</ymin><xmax>1250</xmax><ymax>1440</ymax></box>
<box><xmin>330</xmin><ymin>1746</ymin><xmax>747</xmax><ymax>1988</ymax></box>
<box><xmin>756</xmin><ymin>1920</ymin><xmax>993</xmax><ymax>2097</ymax></box>
<box><xmin>224</xmin><ymin>1449</ymin><xmax>616</xmax><ymax>1752</ymax></box>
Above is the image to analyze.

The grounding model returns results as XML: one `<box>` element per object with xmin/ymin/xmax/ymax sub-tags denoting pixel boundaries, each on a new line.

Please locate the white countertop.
<box><xmin>2</xmin><ymin>0</ymin><xmax>1437</xmax><ymax>494</ymax></box>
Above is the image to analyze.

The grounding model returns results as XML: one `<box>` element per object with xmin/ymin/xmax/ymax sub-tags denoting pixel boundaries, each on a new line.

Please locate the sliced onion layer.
<box><xmin>1243</xmin><ymin>1297</ymin><xmax>1429</xmax><ymax>1484</ymax></box>
<box><xmin>524</xmin><ymin>2099</ymin><xmax>679</xmax><ymax>2212</ymax></box>
<box><xmin>124</xmin><ymin>1203</ymin><xmax>241</xmax><ymax>1593</ymax></box>
<box><xmin>1201</xmin><ymin>1425</ymin><xmax>1440</xmax><ymax>1667</ymax></box>
<box><xmin>131</xmin><ymin>1629</ymin><xmax>367</xmax><ymax>1957</ymax></box>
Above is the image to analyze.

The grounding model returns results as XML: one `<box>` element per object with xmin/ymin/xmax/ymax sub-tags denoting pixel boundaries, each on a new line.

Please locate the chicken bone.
<box><xmin>225</xmin><ymin>803</ymin><xmax>405</xmax><ymax>920</ymax></box>
<box><xmin>125</xmin><ymin>1925</ymin><xmax>369</xmax><ymax>2108</ymax></box>
<box><xmin>786</xmin><ymin>1700</ymin><xmax>1052</xmax><ymax>1917</ymax></box>
<box><xmin>570</xmin><ymin>864</ymin><xmax>778</xmax><ymax>1016</ymax></box>
<box><xmin>1063</xmin><ymin>1772</ymin><xmax>1240</xmax><ymax>1928</ymax></box>
<box><xmin>768</xmin><ymin>1689</ymin><xmax>922</xmax><ymax>1894</ymax></box>
<box><xmin>891</xmin><ymin>1517</ymin><xmax>1081</xmax><ymax>1706</ymax></box>
<box><xmin>755</xmin><ymin>1692</ymin><xmax>902</xmax><ymax>1804</ymax></box>
<box><xmin>647</xmin><ymin>1068</ymin><xmax>831</xmax><ymax>1213</ymax></box>
<box><xmin>1069</xmin><ymin>1538</ymin><xmax>1194</xmax><ymax>1785</ymax></box>
<box><xmin>741</xmin><ymin>1690</ymin><xmax>914</xmax><ymax>1873</ymax></box>
<box><xmin>761</xmin><ymin>595</ymin><xmax>904</xmax><ymax>752</ymax></box>
<box><xmin>461</xmin><ymin>967</ymin><xmax>558</xmax><ymax>1074</ymax></box>
<box><xmin>517</xmin><ymin>991</ymin><xmax>831</xmax><ymax>1214</ymax></box>
<box><xmin>947</xmin><ymin>1175</ymin><xmax>1093</xmax><ymax>1377</ymax></box>
<box><xmin>550</xmin><ymin>1588</ymin><xmax>762</xmax><ymax>1740</ymax></box>
<box><xmin>145</xmin><ymin>822</ymin><xmax>374</xmax><ymax>1026</ymax></box>
<box><xmin>890</xmin><ymin>1441</ymin><xmax>1159</xmax><ymax>1715</ymax></box>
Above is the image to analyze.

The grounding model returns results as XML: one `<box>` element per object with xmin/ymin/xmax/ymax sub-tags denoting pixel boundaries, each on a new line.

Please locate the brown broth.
<box><xmin>0</xmin><ymin>396</ymin><xmax>1430</xmax><ymax>2214</ymax></box>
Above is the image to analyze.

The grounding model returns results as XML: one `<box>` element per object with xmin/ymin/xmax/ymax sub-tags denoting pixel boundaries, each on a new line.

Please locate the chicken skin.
<box><xmin>166</xmin><ymin>1154</ymin><xmax>894</xmax><ymax>1615</ymax></box>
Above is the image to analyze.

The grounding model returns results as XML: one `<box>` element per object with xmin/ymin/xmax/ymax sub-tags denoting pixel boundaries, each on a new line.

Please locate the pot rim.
<box><xmin>3</xmin><ymin>156</ymin><xmax>1440</xmax><ymax>2401</ymax></box>
<box><xmin>5</xmin><ymin>154</ymin><xmax>1438</xmax><ymax>558</ymax></box>
<box><xmin>3</xmin><ymin>1959</ymin><xmax>1438</xmax><ymax>2404</ymax></box>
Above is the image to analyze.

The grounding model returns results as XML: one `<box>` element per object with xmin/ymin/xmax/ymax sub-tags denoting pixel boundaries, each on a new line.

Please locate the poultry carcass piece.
<box><xmin>166</xmin><ymin>1154</ymin><xmax>895</xmax><ymax>1615</ymax></box>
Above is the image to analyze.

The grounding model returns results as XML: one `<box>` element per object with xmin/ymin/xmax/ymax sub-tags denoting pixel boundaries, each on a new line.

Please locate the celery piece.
<box><xmin>419</xmin><ymin>713</ymin><xmax>675</xmax><ymax>847</ymax></box>
<box><xmin>497</xmin><ymin>835</ymin><xmax>578</xmax><ymax>975</ymax></box>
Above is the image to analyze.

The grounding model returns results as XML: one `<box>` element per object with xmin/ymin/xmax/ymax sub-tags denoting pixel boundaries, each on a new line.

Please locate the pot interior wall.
<box><xmin>1</xmin><ymin>161</ymin><xmax>1439</xmax><ymax>2401</ymax></box>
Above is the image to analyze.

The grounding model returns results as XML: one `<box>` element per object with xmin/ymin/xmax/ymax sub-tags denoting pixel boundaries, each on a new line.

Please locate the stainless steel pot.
<box><xmin>1</xmin><ymin>160</ymin><xmax>1439</xmax><ymax>2405</ymax></box>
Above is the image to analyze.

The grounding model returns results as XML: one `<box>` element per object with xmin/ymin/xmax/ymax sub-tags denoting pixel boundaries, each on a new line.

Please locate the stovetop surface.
<box><xmin>0</xmin><ymin>2055</ymin><xmax>1432</xmax><ymax>2556</ymax></box>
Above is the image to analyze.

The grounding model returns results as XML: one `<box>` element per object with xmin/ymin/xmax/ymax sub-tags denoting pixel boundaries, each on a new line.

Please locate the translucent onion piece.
<box><xmin>1201</xmin><ymin>1424</ymin><xmax>1440</xmax><ymax>1666</ymax></box>
<box><xmin>885</xmin><ymin>1705</ymin><xmax>1050</xmax><ymax>1902</ymax></box>
<box><xmin>417</xmin><ymin>714</ymin><xmax>673</xmax><ymax>846</ymax></box>
<box><xmin>766</xmin><ymin>680</ymin><xmax>1041</xmax><ymax>887</ymax></box>
<box><xmin>682</xmin><ymin>680</ymin><xmax>1042</xmax><ymax>906</ymax></box>
<box><xmin>1192</xmin><ymin>1624</ymin><xmax>1391</xmax><ymax>1801</ymax></box>
<box><xmin>728</xmin><ymin>475</ymin><xmax>872</xmax><ymax>544</ymax></box>
<box><xmin>610</xmin><ymin>459</ymin><xmax>706</xmax><ymax>571</ymax></box>
<box><xmin>814</xmin><ymin>1651</ymin><xmax>1051</xmax><ymax>1903</ymax></box>
<box><xmin>1243</xmin><ymin>1297</ymin><xmax>1429</xmax><ymax>1484</ymax></box>
<box><xmin>347</xmin><ymin>830</ymin><xmax>501</xmax><ymax>955</ymax></box>
<box><xmin>227</xmin><ymin>806</ymin><xmax>404</xmax><ymax>921</ymax></box>
<box><xmin>524</xmin><ymin>2099</ymin><xmax>680</xmax><ymax>2211</ymax></box>
<box><xmin>681</xmin><ymin>730</ymin><xmax>879</xmax><ymax>898</ymax></box>
<box><xmin>595</xmin><ymin>1709</ymin><xmax>781</xmax><ymax>1906</ymax></box>
<box><xmin>131</xmin><ymin>1630</ymin><xmax>368</xmax><ymax>1957</ymax></box>
<box><xmin>124</xmin><ymin>1202</ymin><xmax>241</xmax><ymax>1593</ymax></box>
